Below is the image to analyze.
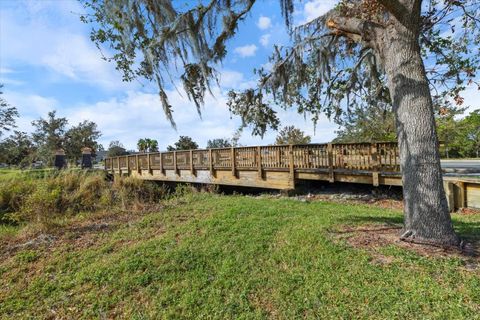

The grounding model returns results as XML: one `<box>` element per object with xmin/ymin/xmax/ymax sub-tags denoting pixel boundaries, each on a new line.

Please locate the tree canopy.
<box><xmin>137</xmin><ymin>138</ymin><xmax>159</xmax><ymax>153</ymax></box>
<box><xmin>206</xmin><ymin>138</ymin><xmax>232</xmax><ymax>149</ymax></box>
<box><xmin>275</xmin><ymin>125</ymin><xmax>311</xmax><ymax>145</ymax></box>
<box><xmin>82</xmin><ymin>0</ymin><xmax>480</xmax><ymax>135</ymax></box>
<box><xmin>167</xmin><ymin>136</ymin><xmax>199</xmax><ymax>151</ymax></box>
<box><xmin>107</xmin><ymin>140</ymin><xmax>129</xmax><ymax>157</ymax></box>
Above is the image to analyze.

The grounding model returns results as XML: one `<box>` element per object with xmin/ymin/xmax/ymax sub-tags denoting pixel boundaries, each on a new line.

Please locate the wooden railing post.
<box><xmin>257</xmin><ymin>146</ymin><xmax>263</xmax><ymax>179</ymax></box>
<box><xmin>327</xmin><ymin>143</ymin><xmax>334</xmax><ymax>183</ymax></box>
<box><xmin>160</xmin><ymin>152</ymin><xmax>164</xmax><ymax>175</ymax></box>
<box><xmin>209</xmin><ymin>149</ymin><xmax>215</xmax><ymax>177</ymax></box>
<box><xmin>117</xmin><ymin>156</ymin><xmax>121</xmax><ymax>175</ymax></box>
<box><xmin>136</xmin><ymin>154</ymin><xmax>141</xmax><ymax>174</ymax></box>
<box><xmin>371</xmin><ymin>143</ymin><xmax>379</xmax><ymax>187</ymax></box>
<box><xmin>190</xmin><ymin>150</ymin><xmax>195</xmax><ymax>176</ymax></box>
<box><xmin>147</xmin><ymin>153</ymin><xmax>152</xmax><ymax>175</ymax></box>
<box><xmin>231</xmin><ymin>147</ymin><xmax>236</xmax><ymax>177</ymax></box>
<box><xmin>289</xmin><ymin>145</ymin><xmax>295</xmax><ymax>187</ymax></box>
<box><xmin>126</xmin><ymin>155</ymin><xmax>130</xmax><ymax>174</ymax></box>
<box><xmin>173</xmin><ymin>151</ymin><xmax>178</xmax><ymax>176</ymax></box>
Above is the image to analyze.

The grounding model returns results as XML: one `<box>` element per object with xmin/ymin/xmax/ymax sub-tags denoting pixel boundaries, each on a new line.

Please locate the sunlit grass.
<box><xmin>1</xmin><ymin>192</ymin><xmax>479</xmax><ymax>319</ymax></box>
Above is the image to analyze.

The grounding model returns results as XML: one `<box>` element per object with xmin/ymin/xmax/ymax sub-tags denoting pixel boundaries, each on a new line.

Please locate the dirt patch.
<box><xmin>332</xmin><ymin>224</ymin><xmax>480</xmax><ymax>270</ymax></box>
<box><xmin>458</xmin><ymin>207</ymin><xmax>480</xmax><ymax>215</ymax></box>
<box><xmin>0</xmin><ymin>210</ymin><xmax>147</xmax><ymax>258</ymax></box>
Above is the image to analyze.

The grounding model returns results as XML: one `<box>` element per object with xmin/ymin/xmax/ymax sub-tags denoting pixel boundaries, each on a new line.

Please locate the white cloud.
<box><xmin>0</xmin><ymin>1</ymin><xmax>133</xmax><ymax>91</ymax></box>
<box><xmin>0</xmin><ymin>68</ymin><xmax>15</xmax><ymax>74</ymax></box>
<box><xmin>234</xmin><ymin>44</ymin><xmax>258</xmax><ymax>58</ymax></box>
<box><xmin>302</xmin><ymin>0</ymin><xmax>337</xmax><ymax>24</ymax></box>
<box><xmin>260</xmin><ymin>34</ymin><xmax>271</xmax><ymax>47</ymax></box>
<box><xmin>257</xmin><ymin>16</ymin><xmax>272</xmax><ymax>30</ymax></box>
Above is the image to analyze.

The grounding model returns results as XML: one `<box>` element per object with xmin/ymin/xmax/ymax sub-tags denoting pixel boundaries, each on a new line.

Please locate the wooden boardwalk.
<box><xmin>105</xmin><ymin>142</ymin><xmax>402</xmax><ymax>189</ymax></box>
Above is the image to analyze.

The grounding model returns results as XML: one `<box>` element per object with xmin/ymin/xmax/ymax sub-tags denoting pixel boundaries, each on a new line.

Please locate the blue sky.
<box><xmin>1</xmin><ymin>0</ymin><xmax>478</xmax><ymax>151</ymax></box>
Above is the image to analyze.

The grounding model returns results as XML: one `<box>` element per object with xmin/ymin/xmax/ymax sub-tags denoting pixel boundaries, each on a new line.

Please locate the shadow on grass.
<box><xmin>340</xmin><ymin>214</ymin><xmax>480</xmax><ymax>242</ymax></box>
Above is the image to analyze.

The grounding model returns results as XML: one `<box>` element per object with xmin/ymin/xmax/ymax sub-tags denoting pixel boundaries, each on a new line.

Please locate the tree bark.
<box><xmin>380</xmin><ymin>17</ymin><xmax>459</xmax><ymax>246</ymax></box>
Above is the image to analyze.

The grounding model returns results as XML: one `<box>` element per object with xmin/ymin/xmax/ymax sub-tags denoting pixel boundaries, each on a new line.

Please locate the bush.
<box><xmin>0</xmin><ymin>170</ymin><xmax>168</xmax><ymax>226</ymax></box>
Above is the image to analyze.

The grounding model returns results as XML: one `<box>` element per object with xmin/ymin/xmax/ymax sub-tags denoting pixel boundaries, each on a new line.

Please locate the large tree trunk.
<box><xmin>381</xmin><ymin>19</ymin><xmax>459</xmax><ymax>246</ymax></box>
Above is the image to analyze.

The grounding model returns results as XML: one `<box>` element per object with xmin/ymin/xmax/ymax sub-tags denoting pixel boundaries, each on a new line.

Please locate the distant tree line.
<box><xmin>0</xmin><ymin>109</ymin><xmax>102</xmax><ymax>167</ymax></box>
<box><xmin>334</xmin><ymin>105</ymin><xmax>480</xmax><ymax>158</ymax></box>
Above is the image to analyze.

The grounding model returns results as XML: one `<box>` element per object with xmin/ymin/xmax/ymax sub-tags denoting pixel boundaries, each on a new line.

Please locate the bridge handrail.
<box><xmin>104</xmin><ymin>142</ymin><xmax>400</xmax><ymax>174</ymax></box>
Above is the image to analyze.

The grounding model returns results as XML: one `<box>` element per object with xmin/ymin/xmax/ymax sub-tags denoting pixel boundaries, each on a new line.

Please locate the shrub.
<box><xmin>0</xmin><ymin>170</ymin><xmax>168</xmax><ymax>226</ymax></box>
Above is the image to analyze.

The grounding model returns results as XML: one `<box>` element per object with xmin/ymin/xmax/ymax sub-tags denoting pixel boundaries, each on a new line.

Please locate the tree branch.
<box><xmin>377</xmin><ymin>0</ymin><xmax>410</xmax><ymax>24</ymax></box>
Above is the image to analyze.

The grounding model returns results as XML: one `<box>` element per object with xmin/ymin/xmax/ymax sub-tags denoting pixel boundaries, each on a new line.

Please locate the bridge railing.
<box><xmin>104</xmin><ymin>142</ymin><xmax>400</xmax><ymax>174</ymax></box>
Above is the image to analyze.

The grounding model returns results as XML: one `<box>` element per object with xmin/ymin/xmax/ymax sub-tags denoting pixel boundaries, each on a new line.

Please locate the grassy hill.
<box><xmin>1</xmin><ymin>189</ymin><xmax>479</xmax><ymax>319</ymax></box>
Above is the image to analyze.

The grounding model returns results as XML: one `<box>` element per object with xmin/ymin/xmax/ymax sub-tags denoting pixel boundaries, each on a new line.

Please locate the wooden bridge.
<box><xmin>105</xmin><ymin>142</ymin><xmax>402</xmax><ymax>189</ymax></box>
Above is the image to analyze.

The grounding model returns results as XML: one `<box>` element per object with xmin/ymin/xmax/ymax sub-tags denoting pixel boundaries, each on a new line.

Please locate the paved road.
<box><xmin>441</xmin><ymin>160</ymin><xmax>480</xmax><ymax>176</ymax></box>
<box><xmin>441</xmin><ymin>160</ymin><xmax>480</xmax><ymax>169</ymax></box>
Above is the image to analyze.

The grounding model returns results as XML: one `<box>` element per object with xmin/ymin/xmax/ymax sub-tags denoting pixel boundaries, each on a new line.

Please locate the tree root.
<box><xmin>399</xmin><ymin>229</ymin><xmax>476</xmax><ymax>256</ymax></box>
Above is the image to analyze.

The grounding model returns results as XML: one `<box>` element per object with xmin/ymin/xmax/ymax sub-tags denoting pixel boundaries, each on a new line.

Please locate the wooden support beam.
<box><xmin>117</xmin><ymin>156</ymin><xmax>121</xmax><ymax>175</ymax></box>
<box><xmin>231</xmin><ymin>147</ymin><xmax>236</xmax><ymax>177</ymax></box>
<box><xmin>257</xmin><ymin>146</ymin><xmax>263</xmax><ymax>179</ymax></box>
<box><xmin>126</xmin><ymin>155</ymin><xmax>130</xmax><ymax>174</ymax></box>
<box><xmin>327</xmin><ymin>143</ymin><xmax>334</xmax><ymax>183</ymax></box>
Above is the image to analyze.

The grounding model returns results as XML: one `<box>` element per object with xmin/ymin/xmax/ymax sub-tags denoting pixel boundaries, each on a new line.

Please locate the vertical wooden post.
<box><xmin>136</xmin><ymin>154</ymin><xmax>141</xmax><ymax>174</ymax></box>
<box><xmin>209</xmin><ymin>149</ymin><xmax>215</xmax><ymax>178</ymax></box>
<box><xmin>327</xmin><ymin>143</ymin><xmax>334</xmax><ymax>183</ymax></box>
<box><xmin>147</xmin><ymin>153</ymin><xmax>152</xmax><ymax>175</ymax></box>
<box><xmin>276</xmin><ymin>147</ymin><xmax>281</xmax><ymax>167</ymax></box>
<box><xmin>126</xmin><ymin>155</ymin><xmax>130</xmax><ymax>174</ymax></box>
<box><xmin>371</xmin><ymin>143</ymin><xmax>379</xmax><ymax>187</ymax></box>
<box><xmin>458</xmin><ymin>181</ymin><xmax>466</xmax><ymax>208</ymax></box>
<box><xmin>173</xmin><ymin>151</ymin><xmax>178</xmax><ymax>176</ymax></box>
<box><xmin>160</xmin><ymin>152</ymin><xmax>164</xmax><ymax>175</ymax></box>
<box><xmin>190</xmin><ymin>150</ymin><xmax>195</xmax><ymax>176</ymax></box>
<box><xmin>231</xmin><ymin>147</ymin><xmax>236</xmax><ymax>177</ymax></box>
<box><xmin>117</xmin><ymin>156</ymin><xmax>121</xmax><ymax>175</ymax></box>
<box><xmin>289</xmin><ymin>145</ymin><xmax>295</xmax><ymax>187</ymax></box>
<box><xmin>257</xmin><ymin>146</ymin><xmax>263</xmax><ymax>179</ymax></box>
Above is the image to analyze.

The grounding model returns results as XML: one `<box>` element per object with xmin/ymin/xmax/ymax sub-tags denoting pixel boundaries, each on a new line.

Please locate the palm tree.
<box><xmin>137</xmin><ymin>138</ymin><xmax>147</xmax><ymax>153</ymax></box>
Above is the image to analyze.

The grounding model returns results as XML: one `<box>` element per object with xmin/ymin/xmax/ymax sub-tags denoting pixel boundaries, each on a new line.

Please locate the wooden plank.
<box><xmin>466</xmin><ymin>183</ymin><xmax>480</xmax><ymax>209</ymax></box>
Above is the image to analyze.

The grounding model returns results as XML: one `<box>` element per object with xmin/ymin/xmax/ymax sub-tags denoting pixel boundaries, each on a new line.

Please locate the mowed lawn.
<box><xmin>1</xmin><ymin>193</ymin><xmax>479</xmax><ymax>319</ymax></box>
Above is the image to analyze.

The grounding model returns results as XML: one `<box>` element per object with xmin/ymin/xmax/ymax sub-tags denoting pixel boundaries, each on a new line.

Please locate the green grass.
<box><xmin>1</xmin><ymin>193</ymin><xmax>479</xmax><ymax>319</ymax></box>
